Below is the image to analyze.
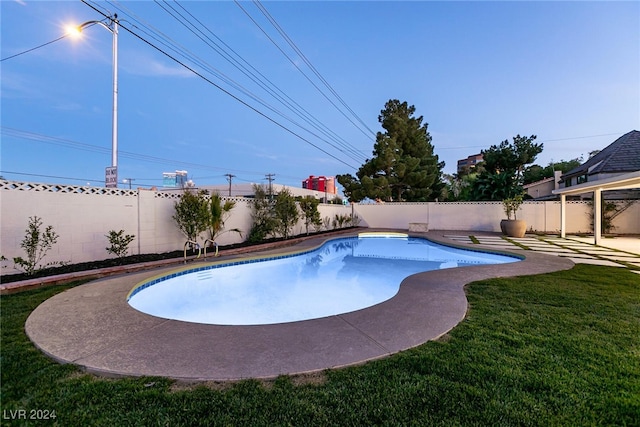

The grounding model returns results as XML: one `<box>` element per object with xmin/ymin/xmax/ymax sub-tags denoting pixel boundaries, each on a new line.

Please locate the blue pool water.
<box><xmin>127</xmin><ymin>234</ymin><xmax>519</xmax><ymax>325</ymax></box>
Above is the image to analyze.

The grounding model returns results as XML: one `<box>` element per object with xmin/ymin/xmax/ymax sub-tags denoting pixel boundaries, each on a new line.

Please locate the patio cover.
<box><xmin>552</xmin><ymin>170</ymin><xmax>640</xmax><ymax>245</ymax></box>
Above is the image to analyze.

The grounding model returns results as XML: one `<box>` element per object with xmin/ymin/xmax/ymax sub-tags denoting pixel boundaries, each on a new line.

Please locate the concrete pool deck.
<box><xmin>24</xmin><ymin>230</ymin><xmax>585</xmax><ymax>381</ymax></box>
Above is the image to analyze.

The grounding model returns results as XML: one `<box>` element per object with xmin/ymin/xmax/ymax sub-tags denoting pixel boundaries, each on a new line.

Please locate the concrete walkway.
<box><xmin>25</xmin><ymin>230</ymin><xmax>579</xmax><ymax>382</ymax></box>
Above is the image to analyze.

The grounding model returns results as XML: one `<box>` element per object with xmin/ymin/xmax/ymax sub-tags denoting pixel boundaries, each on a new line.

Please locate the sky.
<box><xmin>1</xmin><ymin>1</ymin><xmax>639</xmax><ymax>192</ymax></box>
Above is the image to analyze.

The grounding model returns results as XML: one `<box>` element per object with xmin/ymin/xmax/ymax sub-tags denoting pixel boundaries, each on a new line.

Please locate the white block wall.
<box><xmin>1</xmin><ymin>180</ymin><xmax>638</xmax><ymax>274</ymax></box>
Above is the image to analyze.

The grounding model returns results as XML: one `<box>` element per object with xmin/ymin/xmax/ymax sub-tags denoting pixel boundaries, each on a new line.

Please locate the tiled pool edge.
<box><xmin>127</xmin><ymin>233</ymin><xmax>524</xmax><ymax>303</ymax></box>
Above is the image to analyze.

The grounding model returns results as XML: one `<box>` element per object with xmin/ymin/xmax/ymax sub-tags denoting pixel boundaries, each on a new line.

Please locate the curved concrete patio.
<box><xmin>25</xmin><ymin>231</ymin><xmax>574</xmax><ymax>381</ymax></box>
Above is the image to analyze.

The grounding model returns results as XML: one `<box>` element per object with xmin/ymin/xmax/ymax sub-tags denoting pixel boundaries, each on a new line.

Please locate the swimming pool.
<box><xmin>127</xmin><ymin>234</ymin><xmax>519</xmax><ymax>325</ymax></box>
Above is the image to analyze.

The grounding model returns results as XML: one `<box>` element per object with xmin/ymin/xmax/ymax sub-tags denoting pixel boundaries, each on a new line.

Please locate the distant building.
<box><xmin>302</xmin><ymin>176</ymin><xmax>336</xmax><ymax>195</ymax></box>
<box><xmin>523</xmin><ymin>171</ymin><xmax>562</xmax><ymax>200</ymax></box>
<box><xmin>457</xmin><ymin>154</ymin><xmax>483</xmax><ymax>174</ymax></box>
<box><xmin>162</xmin><ymin>170</ymin><xmax>190</xmax><ymax>188</ymax></box>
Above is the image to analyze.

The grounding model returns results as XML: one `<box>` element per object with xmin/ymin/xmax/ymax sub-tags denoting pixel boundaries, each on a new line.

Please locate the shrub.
<box><xmin>332</xmin><ymin>214</ymin><xmax>351</xmax><ymax>229</ymax></box>
<box><xmin>173</xmin><ymin>190</ymin><xmax>209</xmax><ymax>243</ymax></box>
<box><xmin>248</xmin><ymin>184</ymin><xmax>276</xmax><ymax>243</ymax></box>
<box><xmin>298</xmin><ymin>196</ymin><xmax>321</xmax><ymax>235</ymax></box>
<box><xmin>13</xmin><ymin>216</ymin><xmax>65</xmax><ymax>275</ymax></box>
<box><xmin>321</xmin><ymin>216</ymin><xmax>331</xmax><ymax>231</ymax></box>
<box><xmin>273</xmin><ymin>189</ymin><xmax>299</xmax><ymax>239</ymax></box>
<box><xmin>105</xmin><ymin>230</ymin><xmax>135</xmax><ymax>259</ymax></box>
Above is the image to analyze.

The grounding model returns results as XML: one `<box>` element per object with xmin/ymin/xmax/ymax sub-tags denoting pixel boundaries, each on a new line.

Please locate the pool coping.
<box><xmin>25</xmin><ymin>230</ymin><xmax>574</xmax><ymax>382</ymax></box>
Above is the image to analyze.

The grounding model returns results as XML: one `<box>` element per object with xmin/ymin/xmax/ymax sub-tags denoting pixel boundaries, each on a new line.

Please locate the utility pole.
<box><xmin>265</xmin><ymin>173</ymin><xmax>275</xmax><ymax>200</ymax></box>
<box><xmin>224</xmin><ymin>173</ymin><xmax>235</xmax><ymax>196</ymax></box>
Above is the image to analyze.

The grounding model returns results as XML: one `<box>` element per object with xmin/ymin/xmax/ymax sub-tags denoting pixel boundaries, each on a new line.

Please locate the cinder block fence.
<box><xmin>1</xmin><ymin>180</ymin><xmax>638</xmax><ymax>274</ymax></box>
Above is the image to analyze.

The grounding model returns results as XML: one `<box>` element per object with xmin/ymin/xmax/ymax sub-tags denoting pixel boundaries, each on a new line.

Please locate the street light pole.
<box><xmin>74</xmin><ymin>15</ymin><xmax>119</xmax><ymax>187</ymax></box>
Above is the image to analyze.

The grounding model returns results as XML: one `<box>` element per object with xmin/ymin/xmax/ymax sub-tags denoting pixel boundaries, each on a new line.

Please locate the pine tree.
<box><xmin>338</xmin><ymin>99</ymin><xmax>444</xmax><ymax>202</ymax></box>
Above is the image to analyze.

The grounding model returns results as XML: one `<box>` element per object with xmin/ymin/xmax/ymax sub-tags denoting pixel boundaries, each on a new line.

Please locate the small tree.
<box><xmin>105</xmin><ymin>230</ymin><xmax>135</xmax><ymax>259</ymax></box>
<box><xmin>248</xmin><ymin>184</ymin><xmax>276</xmax><ymax>243</ymax></box>
<box><xmin>207</xmin><ymin>192</ymin><xmax>241</xmax><ymax>243</ymax></box>
<box><xmin>472</xmin><ymin>134</ymin><xmax>542</xmax><ymax>201</ymax></box>
<box><xmin>298</xmin><ymin>196</ymin><xmax>322</xmax><ymax>235</ymax></box>
<box><xmin>273</xmin><ymin>188</ymin><xmax>299</xmax><ymax>239</ymax></box>
<box><xmin>172</xmin><ymin>190</ymin><xmax>209</xmax><ymax>243</ymax></box>
<box><xmin>13</xmin><ymin>216</ymin><xmax>64</xmax><ymax>275</ymax></box>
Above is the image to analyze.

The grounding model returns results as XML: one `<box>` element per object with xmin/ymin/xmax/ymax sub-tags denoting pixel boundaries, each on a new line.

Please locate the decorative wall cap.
<box><xmin>0</xmin><ymin>180</ymin><xmax>137</xmax><ymax>196</ymax></box>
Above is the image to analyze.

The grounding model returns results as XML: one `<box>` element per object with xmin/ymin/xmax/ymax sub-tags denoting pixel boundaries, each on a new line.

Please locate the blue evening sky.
<box><xmin>1</xmin><ymin>1</ymin><xmax>638</xmax><ymax>190</ymax></box>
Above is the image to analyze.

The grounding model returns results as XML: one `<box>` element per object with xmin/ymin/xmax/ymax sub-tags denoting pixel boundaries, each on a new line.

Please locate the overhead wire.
<box><xmin>1</xmin><ymin>127</ymin><xmax>271</xmax><ymax>177</ymax></box>
<box><xmin>83</xmin><ymin>3</ymin><xmax>356</xmax><ymax>170</ymax></box>
<box><xmin>1</xmin><ymin>33</ymin><xmax>71</xmax><ymax>62</ymax></box>
<box><xmin>152</xmin><ymin>0</ymin><xmax>366</xmax><ymax>164</ymax></box>
<box><xmin>3</xmin><ymin>0</ymin><xmax>370</xmax><ymax>181</ymax></box>
<box><xmin>89</xmin><ymin>0</ymin><xmax>363</xmax><ymax>168</ymax></box>
<box><xmin>252</xmin><ymin>0</ymin><xmax>376</xmax><ymax>138</ymax></box>
<box><xmin>0</xmin><ymin>19</ymin><xmax>112</xmax><ymax>63</ymax></box>
<box><xmin>233</xmin><ymin>0</ymin><xmax>375</xmax><ymax>148</ymax></box>
<box><xmin>167</xmin><ymin>0</ymin><xmax>368</xmax><ymax>163</ymax></box>
<box><xmin>103</xmin><ymin>1</ymin><xmax>246</xmax><ymax>92</ymax></box>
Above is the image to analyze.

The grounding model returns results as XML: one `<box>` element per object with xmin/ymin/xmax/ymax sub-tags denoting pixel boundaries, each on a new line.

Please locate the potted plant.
<box><xmin>501</xmin><ymin>194</ymin><xmax>526</xmax><ymax>238</ymax></box>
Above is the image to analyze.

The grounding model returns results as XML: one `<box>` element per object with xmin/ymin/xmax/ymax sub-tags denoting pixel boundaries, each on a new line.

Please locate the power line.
<box><xmin>2</xmin><ymin>126</ymin><xmax>271</xmax><ymax>177</ymax></box>
<box><xmin>538</xmin><ymin>133</ymin><xmax>624</xmax><ymax>143</ymax></box>
<box><xmin>81</xmin><ymin>0</ymin><xmax>360</xmax><ymax>170</ymax></box>
<box><xmin>435</xmin><ymin>132</ymin><xmax>627</xmax><ymax>150</ymax></box>
<box><xmin>166</xmin><ymin>0</ymin><xmax>368</xmax><ymax>163</ymax></box>
<box><xmin>2</xmin><ymin>127</ymin><xmax>317</xmax><ymax>187</ymax></box>
<box><xmin>1</xmin><ymin>34</ymin><xmax>69</xmax><ymax>62</ymax></box>
<box><xmin>0</xmin><ymin>21</ymin><xmax>108</xmax><ymax>62</ymax></box>
<box><xmin>152</xmin><ymin>0</ymin><xmax>367</xmax><ymax>164</ymax></box>
<box><xmin>252</xmin><ymin>0</ymin><xmax>376</xmax><ymax>138</ymax></box>
<box><xmin>233</xmin><ymin>0</ymin><xmax>374</xmax><ymax>149</ymax></box>
<box><xmin>90</xmin><ymin>0</ymin><xmax>364</xmax><ymax>168</ymax></box>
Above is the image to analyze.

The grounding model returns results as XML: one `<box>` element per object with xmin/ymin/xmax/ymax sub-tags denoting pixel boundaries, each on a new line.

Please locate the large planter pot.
<box><xmin>501</xmin><ymin>219</ymin><xmax>527</xmax><ymax>238</ymax></box>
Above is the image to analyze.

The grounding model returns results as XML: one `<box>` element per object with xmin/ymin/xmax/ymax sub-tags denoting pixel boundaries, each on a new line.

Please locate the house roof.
<box><xmin>561</xmin><ymin>130</ymin><xmax>640</xmax><ymax>180</ymax></box>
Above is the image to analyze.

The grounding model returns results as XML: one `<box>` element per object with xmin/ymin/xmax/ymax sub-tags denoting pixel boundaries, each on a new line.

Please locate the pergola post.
<box><xmin>560</xmin><ymin>194</ymin><xmax>566</xmax><ymax>238</ymax></box>
<box><xmin>552</xmin><ymin>171</ymin><xmax>640</xmax><ymax>247</ymax></box>
<box><xmin>594</xmin><ymin>189</ymin><xmax>602</xmax><ymax>245</ymax></box>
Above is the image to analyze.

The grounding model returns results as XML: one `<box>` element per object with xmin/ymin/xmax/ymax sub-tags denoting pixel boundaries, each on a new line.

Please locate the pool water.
<box><xmin>127</xmin><ymin>235</ymin><xmax>518</xmax><ymax>325</ymax></box>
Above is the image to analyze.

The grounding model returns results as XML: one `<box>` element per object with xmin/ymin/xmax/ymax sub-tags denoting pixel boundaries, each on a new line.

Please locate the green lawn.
<box><xmin>2</xmin><ymin>265</ymin><xmax>639</xmax><ymax>426</ymax></box>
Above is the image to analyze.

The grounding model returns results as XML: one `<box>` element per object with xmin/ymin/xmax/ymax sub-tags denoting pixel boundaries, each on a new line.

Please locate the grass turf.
<box><xmin>1</xmin><ymin>264</ymin><xmax>639</xmax><ymax>426</ymax></box>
